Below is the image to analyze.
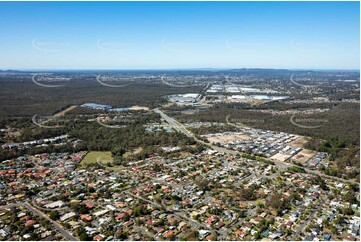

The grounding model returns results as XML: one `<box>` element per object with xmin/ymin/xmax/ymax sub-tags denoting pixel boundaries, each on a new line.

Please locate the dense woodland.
<box><xmin>0</xmin><ymin>77</ymin><xmax>203</xmax><ymax>117</ymax></box>
<box><xmin>170</xmin><ymin>101</ymin><xmax>360</xmax><ymax>180</ymax></box>
<box><xmin>0</xmin><ymin>70</ymin><xmax>359</xmax><ymax>180</ymax></box>
<box><xmin>0</xmin><ymin>113</ymin><xmax>197</xmax><ymax>162</ymax></box>
<box><xmin>171</xmin><ymin>102</ymin><xmax>360</xmax><ymax>146</ymax></box>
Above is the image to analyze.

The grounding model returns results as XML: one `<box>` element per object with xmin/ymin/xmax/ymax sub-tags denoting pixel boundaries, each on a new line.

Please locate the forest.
<box><xmin>0</xmin><ymin>70</ymin><xmax>359</xmax><ymax>180</ymax></box>
<box><xmin>0</xmin><ymin>113</ymin><xmax>197</xmax><ymax>163</ymax></box>
<box><xmin>0</xmin><ymin>77</ymin><xmax>203</xmax><ymax>117</ymax></box>
<box><xmin>170</xmin><ymin>101</ymin><xmax>360</xmax><ymax>180</ymax></box>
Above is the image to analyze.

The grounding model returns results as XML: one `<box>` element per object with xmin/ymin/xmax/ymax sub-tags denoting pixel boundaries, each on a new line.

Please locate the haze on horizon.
<box><xmin>0</xmin><ymin>1</ymin><xmax>359</xmax><ymax>70</ymax></box>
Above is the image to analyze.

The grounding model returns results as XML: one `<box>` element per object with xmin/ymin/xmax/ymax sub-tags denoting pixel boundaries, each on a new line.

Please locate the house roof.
<box><xmin>235</xmin><ymin>230</ymin><xmax>247</xmax><ymax>236</ymax></box>
<box><xmin>25</xmin><ymin>220</ymin><xmax>36</xmax><ymax>227</ymax></box>
<box><xmin>84</xmin><ymin>202</ymin><xmax>94</xmax><ymax>209</ymax></box>
<box><xmin>116</xmin><ymin>213</ymin><xmax>126</xmax><ymax>220</ymax></box>
<box><xmin>164</xmin><ymin>230</ymin><xmax>174</xmax><ymax>238</ymax></box>
<box><xmin>93</xmin><ymin>234</ymin><xmax>104</xmax><ymax>241</ymax></box>
<box><xmin>80</xmin><ymin>214</ymin><xmax>92</xmax><ymax>221</ymax></box>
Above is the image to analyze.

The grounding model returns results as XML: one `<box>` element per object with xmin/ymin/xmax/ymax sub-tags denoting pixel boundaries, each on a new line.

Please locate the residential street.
<box><xmin>154</xmin><ymin>108</ymin><xmax>358</xmax><ymax>185</ymax></box>
<box><xmin>22</xmin><ymin>202</ymin><xmax>79</xmax><ymax>241</ymax></box>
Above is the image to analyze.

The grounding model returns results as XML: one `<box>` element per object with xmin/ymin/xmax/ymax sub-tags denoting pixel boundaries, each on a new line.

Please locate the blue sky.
<box><xmin>0</xmin><ymin>1</ymin><xmax>359</xmax><ymax>70</ymax></box>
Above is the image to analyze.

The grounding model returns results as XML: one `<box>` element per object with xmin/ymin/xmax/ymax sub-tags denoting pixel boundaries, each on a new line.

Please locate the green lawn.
<box><xmin>79</xmin><ymin>151</ymin><xmax>113</xmax><ymax>168</ymax></box>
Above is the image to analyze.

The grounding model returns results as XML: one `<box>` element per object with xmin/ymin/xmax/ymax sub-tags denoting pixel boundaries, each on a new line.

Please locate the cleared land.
<box><xmin>291</xmin><ymin>149</ymin><xmax>317</xmax><ymax>165</ymax></box>
<box><xmin>123</xmin><ymin>147</ymin><xmax>143</xmax><ymax>158</ymax></box>
<box><xmin>54</xmin><ymin>105</ymin><xmax>78</xmax><ymax>117</ymax></box>
<box><xmin>128</xmin><ymin>106</ymin><xmax>150</xmax><ymax>111</ymax></box>
<box><xmin>288</xmin><ymin>136</ymin><xmax>308</xmax><ymax>148</ymax></box>
<box><xmin>271</xmin><ymin>153</ymin><xmax>292</xmax><ymax>162</ymax></box>
<box><xmin>207</xmin><ymin>134</ymin><xmax>250</xmax><ymax>143</ymax></box>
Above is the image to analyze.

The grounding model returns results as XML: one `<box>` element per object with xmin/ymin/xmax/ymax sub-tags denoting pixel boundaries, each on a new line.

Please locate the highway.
<box><xmin>0</xmin><ymin>202</ymin><xmax>78</xmax><ymax>241</ymax></box>
<box><xmin>154</xmin><ymin>108</ymin><xmax>239</xmax><ymax>156</ymax></box>
<box><xmin>22</xmin><ymin>202</ymin><xmax>79</xmax><ymax>241</ymax></box>
<box><xmin>153</xmin><ymin>108</ymin><xmax>358</xmax><ymax>185</ymax></box>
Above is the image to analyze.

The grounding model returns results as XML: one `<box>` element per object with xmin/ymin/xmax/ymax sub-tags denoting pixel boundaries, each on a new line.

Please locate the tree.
<box><xmin>79</xmin><ymin>206</ymin><xmax>88</xmax><ymax>214</ymax></box>
<box><xmin>49</xmin><ymin>211</ymin><xmax>59</xmax><ymax>220</ymax></box>
<box><xmin>79</xmin><ymin>232</ymin><xmax>91</xmax><ymax>241</ymax></box>
<box><xmin>311</xmin><ymin>175</ymin><xmax>328</xmax><ymax>190</ymax></box>
<box><xmin>195</xmin><ymin>177</ymin><xmax>209</xmax><ymax>190</ymax></box>
<box><xmin>111</xmin><ymin>146</ymin><xmax>126</xmax><ymax>158</ymax></box>
<box><xmin>342</xmin><ymin>190</ymin><xmax>357</xmax><ymax>204</ymax></box>
<box><xmin>238</xmin><ymin>210</ymin><xmax>246</xmax><ymax>218</ymax></box>
<box><xmin>343</xmin><ymin>207</ymin><xmax>354</xmax><ymax>215</ymax></box>
<box><xmin>257</xmin><ymin>202</ymin><xmax>265</xmax><ymax>208</ymax></box>
<box><xmin>266</xmin><ymin>193</ymin><xmax>286</xmax><ymax>213</ymax></box>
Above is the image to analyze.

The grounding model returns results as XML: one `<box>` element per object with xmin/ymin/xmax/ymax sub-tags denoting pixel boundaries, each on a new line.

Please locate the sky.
<box><xmin>0</xmin><ymin>1</ymin><xmax>359</xmax><ymax>70</ymax></box>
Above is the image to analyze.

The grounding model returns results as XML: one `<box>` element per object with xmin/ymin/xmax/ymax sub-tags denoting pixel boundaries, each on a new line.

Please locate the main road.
<box><xmin>22</xmin><ymin>202</ymin><xmax>79</xmax><ymax>241</ymax></box>
<box><xmin>154</xmin><ymin>108</ymin><xmax>239</xmax><ymax>155</ymax></box>
<box><xmin>153</xmin><ymin>108</ymin><xmax>358</xmax><ymax>185</ymax></box>
<box><xmin>0</xmin><ymin>202</ymin><xmax>78</xmax><ymax>241</ymax></box>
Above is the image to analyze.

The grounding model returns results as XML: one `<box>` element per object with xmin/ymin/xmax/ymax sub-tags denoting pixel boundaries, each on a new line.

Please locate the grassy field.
<box><xmin>79</xmin><ymin>151</ymin><xmax>113</xmax><ymax>168</ymax></box>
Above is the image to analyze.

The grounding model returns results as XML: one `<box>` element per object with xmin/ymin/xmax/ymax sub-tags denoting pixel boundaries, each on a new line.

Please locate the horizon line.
<box><xmin>1</xmin><ymin>67</ymin><xmax>360</xmax><ymax>72</ymax></box>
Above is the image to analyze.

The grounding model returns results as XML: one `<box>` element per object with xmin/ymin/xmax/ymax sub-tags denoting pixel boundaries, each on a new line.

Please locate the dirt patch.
<box><xmin>291</xmin><ymin>149</ymin><xmax>317</xmax><ymax>165</ymax></box>
<box><xmin>208</xmin><ymin>134</ymin><xmax>250</xmax><ymax>143</ymax></box>
<box><xmin>271</xmin><ymin>153</ymin><xmax>292</xmax><ymax>162</ymax></box>
<box><xmin>128</xmin><ymin>106</ymin><xmax>149</xmax><ymax>111</ymax></box>
<box><xmin>288</xmin><ymin>136</ymin><xmax>308</xmax><ymax>148</ymax></box>
<box><xmin>54</xmin><ymin>105</ymin><xmax>77</xmax><ymax>117</ymax></box>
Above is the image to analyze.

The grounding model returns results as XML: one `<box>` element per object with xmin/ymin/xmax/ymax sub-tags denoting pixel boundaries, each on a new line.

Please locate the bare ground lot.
<box><xmin>54</xmin><ymin>105</ymin><xmax>78</xmax><ymax>117</ymax></box>
<box><xmin>128</xmin><ymin>106</ymin><xmax>150</xmax><ymax>111</ymax></box>
<box><xmin>207</xmin><ymin>134</ymin><xmax>251</xmax><ymax>143</ymax></box>
<box><xmin>291</xmin><ymin>149</ymin><xmax>317</xmax><ymax>165</ymax></box>
<box><xmin>288</xmin><ymin>136</ymin><xmax>308</xmax><ymax>148</ymax></box>
<box><xmin>271</xmin><ymin>153</ymin><xmax>292</xmax><ymax>162</ymax></box>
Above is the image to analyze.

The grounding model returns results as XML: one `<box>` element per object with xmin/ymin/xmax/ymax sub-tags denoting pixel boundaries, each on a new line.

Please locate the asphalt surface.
<box><xmin>22</xmin><ymin>202</ymin><xmax>79</xmax><ymax>241</ymax></box>
<box><xmin>153</xmin><ymin>108</ymin><xmax>358</xmax><ymax>185</ymax></box>
<box><xmin>0</xmin><ymin>202</ymin><xmax>78</xmax><ymax>241</ymax></box>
